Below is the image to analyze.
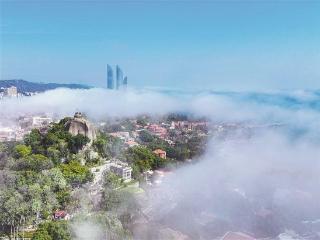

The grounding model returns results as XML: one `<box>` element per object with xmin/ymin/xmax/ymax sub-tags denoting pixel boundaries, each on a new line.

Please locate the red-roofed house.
<box><xmin>153</xmin><ymin>149</ymin><xmax>166</xmax><ymax>159</ymax></box>
<box><xmin>147</xmin><ymin>124</ymin><xmax>167</xmax><ymax>139</ymax></box>
<box><xmin>53</xmin><ymin>210</ymin><xmax>70</xmax><ymax>220</ymax></box>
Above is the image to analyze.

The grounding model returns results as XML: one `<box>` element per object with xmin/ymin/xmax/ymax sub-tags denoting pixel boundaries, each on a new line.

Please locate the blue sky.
<box><xmin>1</xmin><ymin>1</ymin><xmax>320</xmax><ymax>91</ymax></box>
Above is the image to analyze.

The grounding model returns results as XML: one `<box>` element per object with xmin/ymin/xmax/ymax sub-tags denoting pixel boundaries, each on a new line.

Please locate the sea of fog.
<box><xmin>1</xmin><ymin>88</ymin><xmax>320</xmax><ymax>238</ymax></box>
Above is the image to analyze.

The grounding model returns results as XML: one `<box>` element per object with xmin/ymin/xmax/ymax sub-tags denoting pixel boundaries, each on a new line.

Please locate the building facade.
<box><xmin>107</xmin><ymin>64</ymin><xmax>127</xmax><ymax>90</ymax></box>
<box><xmin>116</xmin><ymin>65</ymin><xmax>123</xmax><ymax>90</ymax></box>
<box><xmin>110</xmin><ymin>162</ymin><xmax>132</xmax><ymax>182</ymax></box>
<box><xmin>107</xmin><ymin>64</ymin><xmax>114</xmax><ymax>89</ymax></box>
<box><xmin>153</xmin><ymin>149</ymin><xmax>167</xmax><ymax>159</ymax></box>
<box><xmin>123</xmin><ymin>76</ymin><xmax>128</xmax><ymax>90</ymax></box>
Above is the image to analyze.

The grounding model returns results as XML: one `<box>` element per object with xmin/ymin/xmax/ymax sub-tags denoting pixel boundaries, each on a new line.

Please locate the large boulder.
<box><xmin>65</xmin><ymin>112</ymin><xmax>96</xmax><ymax>141</ymax></box>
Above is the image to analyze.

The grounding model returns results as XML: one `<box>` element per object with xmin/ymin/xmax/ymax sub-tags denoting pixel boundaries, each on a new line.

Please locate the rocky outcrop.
<box><xmin>65</xmin><ymin>112</ymin><xmax>96</xmax><ymax>141</ymax></box>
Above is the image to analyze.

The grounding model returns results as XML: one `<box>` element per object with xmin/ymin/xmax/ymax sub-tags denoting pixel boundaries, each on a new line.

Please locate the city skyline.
<box><xmin>107</xmin><ymin>64</ymin><xmax>127</xmax><ymax>90</ymax></box>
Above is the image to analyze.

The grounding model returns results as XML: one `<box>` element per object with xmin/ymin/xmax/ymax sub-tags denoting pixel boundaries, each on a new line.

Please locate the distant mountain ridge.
<box><xmin>0</xmin><ymin>79</ymin><xmax>91</xmax><ymax>93</ymax></box>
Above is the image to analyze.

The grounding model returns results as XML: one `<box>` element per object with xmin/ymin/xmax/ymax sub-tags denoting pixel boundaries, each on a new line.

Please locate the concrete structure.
<box><xmin>65</xmin><ymin>112</ymin><xmax>96</xmax><ymax>141</ymax></box>
<box><xmin>153</xmin><ymin>149</ymin><xmax>166</xmax><ymax>159</ymax></box>
<box><xmin>110</xmin><ymin>161</ymin><xmax>132</xmax><ymax>182</ymax></box>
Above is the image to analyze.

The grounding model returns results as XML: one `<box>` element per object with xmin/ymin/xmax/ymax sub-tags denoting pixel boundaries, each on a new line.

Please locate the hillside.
<box><xmin>0</xmin><ymin>79</ymin><xmax>91</xmax><ymax>93</ymax></box>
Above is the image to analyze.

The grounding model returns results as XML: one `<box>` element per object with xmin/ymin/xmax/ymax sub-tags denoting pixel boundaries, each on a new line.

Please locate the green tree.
<box><xmin>125</xmin><ymin>146</ymin><xmax>168</xmax><ymax>177</ymax></box>
<box><xmin>139</xmin><ymin>130</ymin><xmax>154</xmax><ymax>143</ymax></box>
<box><xmin>13</xmin><ymin>144</ymin><xmax>32</xmax><ymax>158</ymax></box>
<box><xmin>47</xmin><ymin>146</ymin><xmax>61</xmax><ymax>165</ymax></box>
<box><xmin>45</xmin><ymin>168</ymin><xmax>67</xmax><ymax>191</ymax></box>
<box><xmin>104</xmin><ymin>172</ymin><xmax>122</xmax><ymax>190</ymax></box>
<box><xmin>166</xmin><ymin>143</ymin><xmax>190</xmax><ymax>161</ymax></box>
<box><xmin>32</xmin><ymin>229</ymin><xmax>52</xmax><ymax>240</ymax></box>
<box><xmin>13</xmin><ymin>154</ymin><xmax>53</xmax><ymax>172</ymax></box>
<box><xmin>68</xmin><ymin>134</ymin><xmax>90</xmax><ymax>154</ymax></box>
<box><xmin>33</xmin><ymin>221</ymin><xmax>71</xmax><ymax>240</ymax></box>
<box><xmin>92</xmin><ymin>134</ymin><xmax>108</xmax><ymax>158</ymax></box>
<box><xmin>59</xmin><ymin>161</ymin><xmax>93</xmax><ymax>186</ymax></box>
<box><xmin>43</xmin><ymin>132</ymin><xmax>60</xmax><ymax>147</ymax></box>
<box><xmin>136</xmin><ymin>117</ymin><xmax>148</xmax><ymax>127</ymax></box>
<box><xmin>24</xmin><ymin>129</ymin><xmax>44</xmax><ymax>154</ymax></box>
<box><xmin>0</xmin><ymin>189</ymin><xmax>29</xmax><ymax>239</ymax></box>
<box><xmin>56</xmin><ymin>188</ymin><xmax>71</xmax><ymax>209</ymax></box>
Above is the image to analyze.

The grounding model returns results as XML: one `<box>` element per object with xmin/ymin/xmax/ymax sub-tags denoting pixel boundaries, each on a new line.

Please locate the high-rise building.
<box><xmin>123</xmin><ymin>76</ymin><xmax>128</xmax><ymax>89</ymax></box>
<box><xmin>107</xmin><ymin>64</ymin><xmax>114</xmax><ymax>89</ymax></box>
<box><xmin>107</xmin><ymin>64</ymin><xmax>127</xmax><ymax>90</ymax></box>
<box><xmin>116</xmin><ymin>65</ymin><xmax>123</xmax><ymax>90</ymax></box>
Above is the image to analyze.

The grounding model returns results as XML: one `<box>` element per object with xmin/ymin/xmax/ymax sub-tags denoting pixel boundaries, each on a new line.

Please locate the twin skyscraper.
<box><xmin>107</xmin><ymin>64</ymin><xmax>128</xmax><ymax>90</ymax></box>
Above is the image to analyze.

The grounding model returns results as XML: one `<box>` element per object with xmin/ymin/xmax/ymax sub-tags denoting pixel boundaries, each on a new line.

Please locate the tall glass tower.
<box><xmin>116</xmin><ymin>65</ymin><xmax>123</xmax><ymax>90</ymax></box>
<box><xmin>123</xmin><ymin>76</ymin><xmax>128</xmax><ymax>90</ymax></box>
<box><xmin>107</xmin><ymin>64</ymin><xmax>114</xmax><ymax>89</ymax></box>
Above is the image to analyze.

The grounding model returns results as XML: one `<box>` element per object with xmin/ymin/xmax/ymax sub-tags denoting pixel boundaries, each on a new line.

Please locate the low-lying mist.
<box><xmin>2</xmin><ymin>87</ymin><xmax>320</xmax><ymax>239</ymax></box>
<box><xmin>0</xmin><ymin>88</ymin><xmax>183</xmax><ymax>120</ymax></box>
<box><xmin>143</xmin><ymin>130</ymin><xmax>320</xmax><ymax>238</ymax></box>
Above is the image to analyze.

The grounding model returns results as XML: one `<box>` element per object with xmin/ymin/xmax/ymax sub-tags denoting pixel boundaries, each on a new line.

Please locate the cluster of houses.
<box><xmin>105</xmin><ymin>119</ymin><xmax>209</xmax><ymax>149</ymax></box>
<box><xmin>146</xmin><ymin>124</ymin><xmax>168</xmax><ymax>139</ymax></box>
<box><xmin>99</xmin><ymin>118</ymin><xmax>209</xmax><ymax>185</ymax></box>
<box><xmin>0</xmin><ymin>115</ymin><xmax>53</xmax><ymax>142</ymax></box>
<box><xmin>0</xmin><ymin>86</ymin><xmax>19</xmax><ymax>99</ymax></box>
<box><xmin>109</xmin><ymin>131</ymin><xmax>139</xmax><ymax>148</ymax></box>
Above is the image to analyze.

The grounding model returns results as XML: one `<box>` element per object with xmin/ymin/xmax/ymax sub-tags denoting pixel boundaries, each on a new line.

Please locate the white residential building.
<box><xmin>109</xmin><ymin>161</ymin><xmax>132</xmax><ymax>182</ymax></box>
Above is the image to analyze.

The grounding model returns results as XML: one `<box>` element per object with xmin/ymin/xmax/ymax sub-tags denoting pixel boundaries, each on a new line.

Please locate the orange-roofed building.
<box><xmin>53</xmin><ymin>210</ymin><xmax>70</xmax><ymax>220</ymax></box>
<box><xmin>153</xmin><ymin>149</ymin><xmax>166</xmax><ymax>159</ymax></box>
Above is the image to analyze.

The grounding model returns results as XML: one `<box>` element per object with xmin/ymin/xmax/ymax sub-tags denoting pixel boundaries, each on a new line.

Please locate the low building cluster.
<box><xmin>109</xmin><ymin>131</ymin><xmax>139</xmax><ymax>148</ymax></box>
<box><xmin>146</xmin><ymin>124</ymin><xmax>167</xmax><ymax>139</ymax></box>
<box><xmin>0</xmin><ymin>115</ymin><xmax>53</xmax><ymax>142</ymax></box>
<box><xmin>0</xmin><ymin>127</ymin><xmax>18</xmax><ymax>142</ymax></box>
<box><xmin>0</xmin><ymin>86</ymin><xmax>19</xmax><ymax>99</ymax></box>
<box><xmin>174</xmin><ymin>120</ymin><xmax>208</xmax><ymax>131</ymax></box>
